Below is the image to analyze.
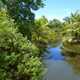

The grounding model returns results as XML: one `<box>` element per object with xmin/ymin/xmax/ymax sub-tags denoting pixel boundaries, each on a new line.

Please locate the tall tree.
<box><xmin>1</xmin><ymin>0</ymin><xmax>45</xmax><ymax>40</ymax></box>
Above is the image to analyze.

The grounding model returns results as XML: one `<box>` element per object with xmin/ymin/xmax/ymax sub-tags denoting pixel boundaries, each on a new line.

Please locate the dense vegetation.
<box><xmin>0</xmin><ymin>10</ymin><xmax>44</xmax><ymax>80</ymax></box>
<box><xmin>62</xmin><ymin>11</ymin><xmax>80</xmax><ymax>56</ymax></box>
<box><xmin>0</xmin><ymin>0</ymin><xmax>58</xmax><ymax>80</ymax></box>
<box><xmin>1</xmin><ymin>0</ymin><xmax>44</xmax><ymax>40</ymax></box>
<box><xmin>0</xmin><ymin>0</ymin><xmax>80</xmax><ymax>80</ymax></box>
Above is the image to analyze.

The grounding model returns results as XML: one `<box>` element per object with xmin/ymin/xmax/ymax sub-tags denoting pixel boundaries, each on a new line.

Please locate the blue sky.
<box><xmin>35</xmin><ymin>0</ymin><xmax>80</xmax><ymax>21</ymax></box>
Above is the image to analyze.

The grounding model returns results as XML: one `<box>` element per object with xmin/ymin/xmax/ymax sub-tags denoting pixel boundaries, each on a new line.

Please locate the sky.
<box><xmin>35</xmin><ymin>0</ymin><xmax>80</xmax><ymax>21</ymax></box>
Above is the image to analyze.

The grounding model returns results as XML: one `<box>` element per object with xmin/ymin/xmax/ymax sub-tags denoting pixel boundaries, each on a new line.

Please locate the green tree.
<box><xmin>62</xmin><ymin>11</ymin><xmax>80</xmax><ymax>40</ymax></box>
<box><xmin>48</xmin><ymin>19</ymin><xmax>63</xmax><ymax>45</ymax></box>
<box><xmin>35</xmin><ymin>16</ymin><xmax>48</xmax><ymax>26</ymax></box>
<box><xmin>48</xmin><ymin>19</ymin><xmax>63</xmax><ymax>32</ymax></box>
<box><xmin>62</xmin><ymin>11</ymin><xmax>80</xmax><ymax>56</ymax></box>
<box><xmin>63</xmin><ymin>11</ymin><xmax>80</xmax><ymax>24</ymax></box>
<box><xmin>32</xmin><ymin>17</ymin><xmax>60</xmax><ymax>53</ymax></box>
<box><xmin>0</xmin><ymin>10</ymin><xmax>44</xmax><ymax>80</ymax></box>
<box><xmin>1</xmin><ymin>0</ymin><xmax>45</xmax><ymax>40</ymax></box>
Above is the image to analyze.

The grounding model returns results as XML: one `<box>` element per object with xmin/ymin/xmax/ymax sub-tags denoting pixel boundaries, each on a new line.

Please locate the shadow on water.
<box><xmin>43</xmin><ymin>46</ymin><xmax>80</xmax><ymax>80</ymax></box>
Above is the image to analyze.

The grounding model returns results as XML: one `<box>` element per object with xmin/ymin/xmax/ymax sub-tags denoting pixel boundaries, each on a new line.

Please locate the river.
<box><xmin>43</xmin><ymin>46</ymin><xmax>80</xmax><ymax>80</ymax></box>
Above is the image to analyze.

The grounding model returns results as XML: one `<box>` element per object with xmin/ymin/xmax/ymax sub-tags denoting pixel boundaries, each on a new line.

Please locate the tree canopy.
<box><xmin>1</xmin><ymin>0</ymin><xmax>45</xmax><ymax>40</ymax></box>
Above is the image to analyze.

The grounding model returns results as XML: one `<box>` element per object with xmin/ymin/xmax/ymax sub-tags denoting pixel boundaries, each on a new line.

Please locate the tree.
<box><xmin>0</xmin><ymin>10</ymin><xmax>43</xmax><ymax>80</ymax></box>
<box><xmin>1</xmin><ymin>0</ymin><xmax>44</xmax><ymax>22</ymax></box>
<box><xmin>48</xmin><ymin>19</ymin><xmax>63</xmax><ymax>32</ymax></box>
<box><xmin>32</xmin><ymin>17</ymin><xmax>60</xmax><ymax>53</ymax></box>
<box><xmin>35</xmin><ymin>16</ymin><xmax>48</xmax><ymax>26</ymax></box>
<box><xmin>1</xmin><ymin>0</ymin><xmax>45</xmax><ymax>40</ymax></box>
<box><xmin>63</xmin><ymin>11</ymin><xmax>80</xmax><ymax>24</ymax></box>
<box><xmin>62</xmin><ymin>11</ymin><xmax>80</xmax><ymax>39</ymax></box>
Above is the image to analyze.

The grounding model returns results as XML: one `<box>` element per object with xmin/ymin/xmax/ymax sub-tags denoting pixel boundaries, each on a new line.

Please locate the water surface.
<box><xmin>43</xmin><ymin>46</ymin><xmax>80</xmax><ymax>80</ymax></box>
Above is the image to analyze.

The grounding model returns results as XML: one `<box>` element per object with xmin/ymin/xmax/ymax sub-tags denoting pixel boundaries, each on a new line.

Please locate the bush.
<box><xmin>0</xmin><ymin>10</ymin><xmax>43</xmax><ymax>80</ymax></box>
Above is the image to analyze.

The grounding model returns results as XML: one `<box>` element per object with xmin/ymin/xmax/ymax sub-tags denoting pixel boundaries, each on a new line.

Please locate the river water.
<box><xmin>43</xmin><ymin>46</ymin><xmax>80</xmax><ymax>80</ymax></box>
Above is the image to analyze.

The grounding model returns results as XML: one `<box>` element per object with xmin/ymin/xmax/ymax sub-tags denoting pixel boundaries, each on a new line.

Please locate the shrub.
<box><xmin>0</xmin><ymin>10</ymin><xmax>43</xmax><ymax>80</ymax></box>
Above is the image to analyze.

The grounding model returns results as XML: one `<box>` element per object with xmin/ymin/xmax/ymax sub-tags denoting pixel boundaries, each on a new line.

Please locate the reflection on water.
<box><xmin>66</xmin><ymin>56</ymin><xmax>80</xmax><ymax>75</ymax></box>
<box><xmin>43</xmin><ymin>46</ymin><xmax>80</xmax><ymax>80</ymax></box>
<box><xmin>43</xmin><ymin>46</ymin><xmax>64</xmax><ymax>60</ymax></box>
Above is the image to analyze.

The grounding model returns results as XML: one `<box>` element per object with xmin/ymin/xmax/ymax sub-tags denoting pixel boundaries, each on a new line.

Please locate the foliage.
<box><xmin>32</xmin><ymin>16</ymin><xmax>60</xmax><ymax>54</ymax></box>
<box><xmin>1</xmin><ymin>0</ymin><xmax>44</xmax><ymax>22</ymax></box>
<box><xmin>62</xmin><ymin>11</ymin><xmax>80</xmax><ymax>56</ymax></box>
<box><xmin>61</xmin><ymin>41</ymin><xmax>80</xmax><ymax>56</ymax></box>
<box><xmin>0</xmin><ymin>10</ymin><xmax>43</xmax><ymax>80</ymax></box>
<box><xmin>35</xmin><ymin>16</ymin><xmax>48</xmax><ymax>26</ymax></box>
<box><xmin>1</xmin><ymin>0</ymin><xmax>45</xmax><ymax>40</ymax></box>
<box><xmin>47</xmin><ymin>19</ymin><xmax>63</xmax><ymax>46</ymax></box>
<box><xmin>62</xmin><ymin>11</ymin><xmax>80</xmax><ymax>42</ymax></box>
<box><xmin>48</xmin><ymin>19</ymin><xmax>63</xmax><ymax>32</ymax></box>
<box><xmin>63</xmin><ymin>11</ymin><xmax>80</xmax><ymax>25</ymax></box>
<box><xmin>62</xmin><ymin>22</ymin><xmax>80</xmax><ymax>40</ymax></box>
